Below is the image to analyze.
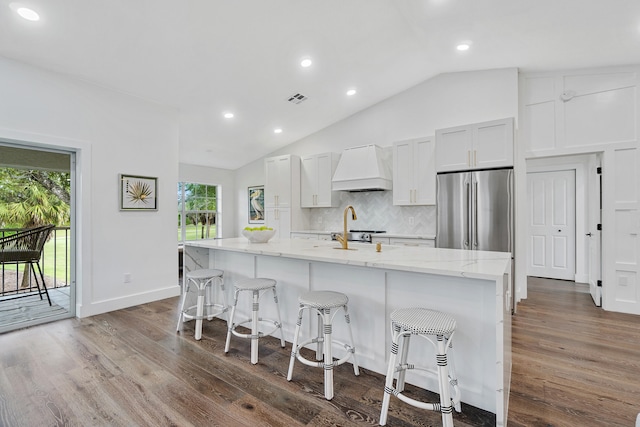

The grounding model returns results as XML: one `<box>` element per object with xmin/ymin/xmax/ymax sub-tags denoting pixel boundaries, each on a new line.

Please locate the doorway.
<box><xmin>0</xmin><ymin>143</ymin><xmax>75</xmax><ymax>332</ymax></box>
<box><xmin>525</xmin><ymin>154</ymin><xmax>602</xmax><ymax>303</ymax></box>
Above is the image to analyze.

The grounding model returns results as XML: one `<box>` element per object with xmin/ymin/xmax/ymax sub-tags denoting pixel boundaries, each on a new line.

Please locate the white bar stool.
<box><xmin>224</xmin><ymin>277</ymin><xmax>286</xmax><ymax>364</ymax></box>
<box><xmin>176</xmin><ymin>268</ymin><xmax>228</xmax><ymax>340</ymax></box>
<box><xmin>379</xmin><ymin>307</ymin><xmax>461</xmax><ymax>427</ymax></box>
<box><xmin>287</xmin><ymin>290</ymin><xmax>360</xmax><ymax>400</ymax></box>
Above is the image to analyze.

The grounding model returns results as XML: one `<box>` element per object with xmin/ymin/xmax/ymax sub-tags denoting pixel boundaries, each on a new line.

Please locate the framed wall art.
<box><xmin>120</xmin><ymin>174</ymin><xmax>158</xmax><ymax>211</ymax></box>
<box><xmin>248</xmin><ymin>185</ymin><xmax>264</xmax><ymax>223</ymax></box>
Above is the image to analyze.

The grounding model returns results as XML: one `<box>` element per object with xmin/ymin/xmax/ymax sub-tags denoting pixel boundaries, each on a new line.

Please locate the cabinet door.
<box><xmin>474</xmin><ymin>118</ymin><xmax>514</xmax><ymax>169</ymax></box>
<box><xmin>265</xmin><ymin>155</ymin><xmax>292</xmax><ymax>208</ymax></box>
<box><xmin>265</xmin><ymin>207</ymin><xmax>290</xmax><ymax>240</ymax></box>
<box><xmin>315</xmin><ymin>153</ymin><xmax>336</xmax><ymax>207</ymax></box>
<box><xmin>414</xmin><ymin>138</ymin><xmax>436</xmax><ymax>205</ymax></box>
<box><xmin>393</xmin><ymin>141</ymin><xmax>414</xmax><ymax>205</ymax></box>
<box><xmin>435</xmin><ymin>126</ymin><xmax>472</xmax><ymax>172</ymax></box>
<box><xmin>300</xmin><ymin>156</ymin><xmax>317</xmax><ymax>207</ymax></box>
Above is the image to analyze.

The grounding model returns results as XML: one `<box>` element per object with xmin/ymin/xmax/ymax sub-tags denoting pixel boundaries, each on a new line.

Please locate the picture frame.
<box><xmin>248</xmin><ymin>185</ymin><xmax>265</xmax><ymax>223</ymax></box>
<box><xmin>120</xmin><ymin>174</ymin><xmax>158</xmax><ymax>211</ymax></box>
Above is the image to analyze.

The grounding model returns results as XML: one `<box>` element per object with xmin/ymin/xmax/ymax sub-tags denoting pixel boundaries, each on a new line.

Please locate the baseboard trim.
<box><xmin>77</xmin><ymin>285</ymin><xmax>180</xmax><ymax>318</ymax></box>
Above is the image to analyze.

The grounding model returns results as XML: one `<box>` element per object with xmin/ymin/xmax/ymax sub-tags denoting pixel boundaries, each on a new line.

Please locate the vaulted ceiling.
<box><xmin>2</xmin><ymin>0</ymin><xmax>639</xmax><ymax>169</ymax></box>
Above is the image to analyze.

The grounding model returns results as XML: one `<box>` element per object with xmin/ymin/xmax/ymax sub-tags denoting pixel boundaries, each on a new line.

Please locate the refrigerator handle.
<box><xmin>465</xmin><ymin>181</ymin><xmax>471</xmax><ymax>248</ymax></box>
<box><xmin>474</xmin><ymin>180</ymin><xmax>478</xmax><ymax>247</ymax></box>
<box><xmin>508</xmin><ymin>170</ymin><xmax>513</xmax><ymax>253</ymax></box>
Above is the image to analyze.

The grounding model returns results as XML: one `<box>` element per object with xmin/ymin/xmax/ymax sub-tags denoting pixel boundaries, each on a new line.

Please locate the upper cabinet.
<box><xmin>393</xmin><ymin>137</ymin><xmax>436</xmax><ymax>206</ymax></box>
<box><xmin>264</xmin><ymin>154</ymin><xmax>302</xmax><ymax>238</ymax></box>
<box><xmin>435</xmin><ymin>118</ymin><xmax>514</xmax><ymax>172</ymax></box>
<box><xmin>301</xmin><ymin>152</ymin><xmax>340</xmax><ymax>208</ymax></box>
<box><xmin>265</xmin><ymin>154</ymin><xmax>300</xmax><ymax>208</ymax></box>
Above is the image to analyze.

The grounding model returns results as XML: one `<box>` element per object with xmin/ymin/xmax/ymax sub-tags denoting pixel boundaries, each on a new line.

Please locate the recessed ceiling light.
<box><xmin>223</xmin><ymin>112</ymin><xmax>234</xmax><ymax>119</ymax></box>
<box><xmin>300</xmin><ymin>58</ymin><xmax>312</xmax><ymax>68</ymax></box>
<box><xmin>274</xmin><ymin>128</ymin><xmax>283</xmax><ymax>134</ymax></box>
<box><xmin>16</xmin><ymin>6</ymin><xmax>40</xmax><ymax>21</ymax></box>
<box><xmin>456</xmin><ymin>43</ymin><xmax>470</xmax><ymax>51</ymax></box>
<box><xmin>346</xmin><ymin>89</ymin><xmax>357</xmax><ymax>96</ymax></box>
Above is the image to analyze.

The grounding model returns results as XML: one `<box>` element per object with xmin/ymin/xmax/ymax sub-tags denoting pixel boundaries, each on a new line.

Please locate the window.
<box><xmin>177</xmin><ymin>182</ymin><xmax>219</xmax><ymax>242</ymax></box>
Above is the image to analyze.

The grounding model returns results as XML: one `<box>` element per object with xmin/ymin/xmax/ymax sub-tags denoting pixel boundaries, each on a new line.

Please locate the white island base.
<box><xmin>184</xmin><ymin>238</ymin><xmax>512</xmax><ymax>426</ymax></box>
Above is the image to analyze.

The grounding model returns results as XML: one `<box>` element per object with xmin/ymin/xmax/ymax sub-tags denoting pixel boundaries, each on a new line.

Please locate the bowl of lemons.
<box><xmin>242</xmin><ymin>226</ymin><xmax>275</xmax><ymax>243</ymax></box>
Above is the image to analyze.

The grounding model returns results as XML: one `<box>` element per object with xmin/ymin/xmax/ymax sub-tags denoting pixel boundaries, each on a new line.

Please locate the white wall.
<box><xmin>235</xmin><ymin>68</ymin><xmax>519</xmax><ymax>234</ymax></box>
<box><xmin>0</xmin><ymin>56</ymin><xmax>180</xmax><ymax>317</ymax></box>
<box><xmin>178</xmin><ymin>163</ymin><xmax>236</xmax><ymax>238</ymax></box>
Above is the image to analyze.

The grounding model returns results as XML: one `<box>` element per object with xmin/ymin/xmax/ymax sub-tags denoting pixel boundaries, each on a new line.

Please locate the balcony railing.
<box><xmin>0</xmin><ymin>226</ymin><xmax>71</xmax><ymax>298</ymax></box>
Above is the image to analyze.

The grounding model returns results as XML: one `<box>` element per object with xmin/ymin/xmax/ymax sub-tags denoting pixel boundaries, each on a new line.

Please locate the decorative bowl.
<box><xmin>242</xmin><ymin>229</ymin><xmax>276</xmax><ymax>243</ymax></box>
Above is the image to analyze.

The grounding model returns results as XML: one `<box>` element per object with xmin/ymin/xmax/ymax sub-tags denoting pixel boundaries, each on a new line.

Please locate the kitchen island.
<box><xmin>184</xmin><ymin>238</ymin><xmax>512</xmax><ymax>426</ymax></box>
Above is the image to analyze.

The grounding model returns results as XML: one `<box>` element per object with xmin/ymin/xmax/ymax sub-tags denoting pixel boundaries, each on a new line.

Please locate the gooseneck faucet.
<box><xmin>335</xmin><ymin>205</ymin><xmax>357</xmax><ymax>250</ymax></box>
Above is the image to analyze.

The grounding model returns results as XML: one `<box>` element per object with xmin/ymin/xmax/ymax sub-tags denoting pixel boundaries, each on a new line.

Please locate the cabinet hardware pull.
<box><xmin>467</xmin><ymin>150</ymin><xmax>471</xmax><ymax>167</ymax></box>
<box><xmin>474</xmin><ymin>150</ymin><xmax>477</xmax><ymax>166</ymax></box>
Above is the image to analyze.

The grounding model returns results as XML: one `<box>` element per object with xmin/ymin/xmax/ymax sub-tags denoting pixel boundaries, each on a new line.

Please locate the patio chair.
<box><xmin>0</xmin><ymin>225</ymin><xmax>55</xmax><ymax>305</ymax></box>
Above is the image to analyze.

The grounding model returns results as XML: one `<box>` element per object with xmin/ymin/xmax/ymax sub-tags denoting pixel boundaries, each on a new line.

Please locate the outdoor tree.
<box><xmin>0</xmin><ymin>167</ymin><xmax>70</xmax><ymax>228</ymax></box>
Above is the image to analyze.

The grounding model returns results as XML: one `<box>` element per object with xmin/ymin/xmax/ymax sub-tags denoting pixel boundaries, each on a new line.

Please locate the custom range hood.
<box><xmin>332</xmin><ymin>144</ymin><xmax>392</xmax><ymax>191</ymax></box>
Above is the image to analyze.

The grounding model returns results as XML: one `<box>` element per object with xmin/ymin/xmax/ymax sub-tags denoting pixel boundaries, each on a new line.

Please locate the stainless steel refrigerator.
<box><xmin>436</xmin><ymin>168</ymin><xmax>514</xmax><ymax>253</ymax></box>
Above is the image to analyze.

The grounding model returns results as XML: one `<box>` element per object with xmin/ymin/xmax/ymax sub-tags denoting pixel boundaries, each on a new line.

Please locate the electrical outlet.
<box><xmin>124</xmin><ymin>273</ymin><xmax>132</xmax><ymax>283</ymax></box>
<box><xmin>408</xmin><ymin>217</ymin><xmax>415</xmax><ymax>225</ymax></box>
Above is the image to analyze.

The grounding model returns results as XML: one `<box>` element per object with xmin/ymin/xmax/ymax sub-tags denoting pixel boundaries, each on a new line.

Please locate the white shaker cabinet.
<box><xmin>265</xmin><ymin>154</ymin><xmax>299</xmax><ymax>208</ymax></box>
<box><xmin>264</xmin><ymin>207</ymin><xmax>291</xmax><ymax>240</ymax></box>
<box><xmin>393</xmin><ymin>137</ymin><xmax>436</xmax><ymax>205</ymax></box>
<box><xmin>435</xmin><ymin>118</ymin><xmax>514</xmax><ymax>172</ymax></box>
<box><xmin>301</xmin><ymin>152</ymin><xmax>340</xmax><ymax>208</ymax></box>
<box><xmin>264</xmin><ymin>154</ymin><xmax>302</xmax><ymax>239</ymax></box>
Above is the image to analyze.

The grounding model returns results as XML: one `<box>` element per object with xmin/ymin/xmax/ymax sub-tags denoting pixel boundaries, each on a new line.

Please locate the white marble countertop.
<box><xmin>187</xmin><ymin>238</ymin><xmax>510</xmax><ymax>281</ymax></box>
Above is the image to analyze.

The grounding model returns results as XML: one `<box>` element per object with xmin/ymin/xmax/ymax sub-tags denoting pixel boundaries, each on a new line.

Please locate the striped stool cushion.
<box><xmin>234</xmin><ymin>277</ymin><xmax>277</xmax><ymax>291</ymax></box>
<box><xmin>186</xmin><ymin>268</ymin><xmax>223</xmax><ymax>280</ymax></box>
<box><xmin>391</xmin><ymin>308</ymin><xmax>456</xmax><ymax>336</ymax></box>
<box><xmin>299</xmin><ymin>291</ymin><xmax>348</xmax><ymax>309</ymax></box>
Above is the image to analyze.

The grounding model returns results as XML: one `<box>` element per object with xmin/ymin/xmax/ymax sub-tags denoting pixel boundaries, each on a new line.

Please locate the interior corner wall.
<box><xmin>234</xmin><ymin>67</ymin><xmax>519</xmax><ymax>234</ymax></box>
<box><xmin>0</xmin><ymin>56</ymin><xmax>180</xmax><ymax>317</ymax></box>
<box><xmin>178</xmin><ymin>163</ymin><xmax>237</xmax><ymax>238</ymax></box>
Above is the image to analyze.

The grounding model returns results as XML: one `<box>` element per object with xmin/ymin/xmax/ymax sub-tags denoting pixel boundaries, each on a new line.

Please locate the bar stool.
<box><xmin>176</xmin><ymin>268</ymin><xmax>228</xmax><ymax>340</ymax></box>
<box><xmin>379</xmin><ymin>307</ymin><xmax>461</xmax><ymax>427</ymax></box>
<box><xmin>224</xmin><ymin>277</ymin><xmax>285</xmax><ymax>364</ymax></box>
<box><xmin>287</xmin><ymin>290</ymin><xmax>360</xmax><ymax>400</ymax></box>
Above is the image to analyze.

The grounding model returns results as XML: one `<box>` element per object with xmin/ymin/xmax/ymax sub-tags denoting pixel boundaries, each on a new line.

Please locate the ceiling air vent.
<box><xmin>287</xmin><ymin>93</ymin><xmax>308</xmax><ymax>104</ymax></box>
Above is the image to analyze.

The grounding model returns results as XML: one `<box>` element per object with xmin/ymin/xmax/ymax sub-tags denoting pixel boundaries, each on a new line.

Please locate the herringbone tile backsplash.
<box><xmin>303</xmin><ymin>191</ymin><xmax>436</xmax><ymax>235</ymax></box>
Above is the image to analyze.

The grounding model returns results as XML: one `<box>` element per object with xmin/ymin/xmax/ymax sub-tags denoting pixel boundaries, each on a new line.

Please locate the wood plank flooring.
<box><xmin>508</xmin><ymin>277</ymin><xmax>640</xmax><ymax>427</ymax></box>
<box><xmin>0</xmin><ymin>277</ymin><xmax>638</xmax><ymax>426</ymax></box>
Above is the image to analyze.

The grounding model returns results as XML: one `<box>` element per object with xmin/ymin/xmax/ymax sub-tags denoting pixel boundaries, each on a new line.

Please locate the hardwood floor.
<box><xmin>508</xmin><ymin>277</ymin><xmax>640</xmax><ymax>427</ymax></box>
<box><xmin>0</xmin><ymin>277</ymin><xmax>638</xmax><ymax>426</ymax></box>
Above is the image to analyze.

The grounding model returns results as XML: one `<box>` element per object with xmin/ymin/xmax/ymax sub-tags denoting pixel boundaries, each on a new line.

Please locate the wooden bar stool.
<box><xmin>176</xmin><ymin>268</ymin><xmax>228</xmax><ymax>340</ymax></box>
<box><xmin>379</xmin><ymin>307</ymin><xmax>461</xmax><ymax>426</ymax></box>
<box><xmin>287</xmin><ymin>290</ymin><xmax>359</xmax><ymax>400</ymax></box>
<box><xmin>224</xmin><ymin>277</ymin><xmax>285</xmax><ymax>364</ymax></box>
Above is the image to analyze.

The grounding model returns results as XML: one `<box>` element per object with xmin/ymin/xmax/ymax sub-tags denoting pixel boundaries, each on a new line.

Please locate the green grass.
<box><xmin>179</xmin><ymin>224</ymin><xmax>217</xmax><ymax>241</ymax></box>
<box><xmin>41</xmin><ymin>232</ymin><xmax>71</xmax><ymax>285</ymax></box>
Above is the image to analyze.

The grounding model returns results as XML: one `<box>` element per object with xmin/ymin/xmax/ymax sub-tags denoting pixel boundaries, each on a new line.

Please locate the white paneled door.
<box><xmin>527</xmin><ymin>170</ymin><xmax>576</xmax><ymax>280</ymax></box>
